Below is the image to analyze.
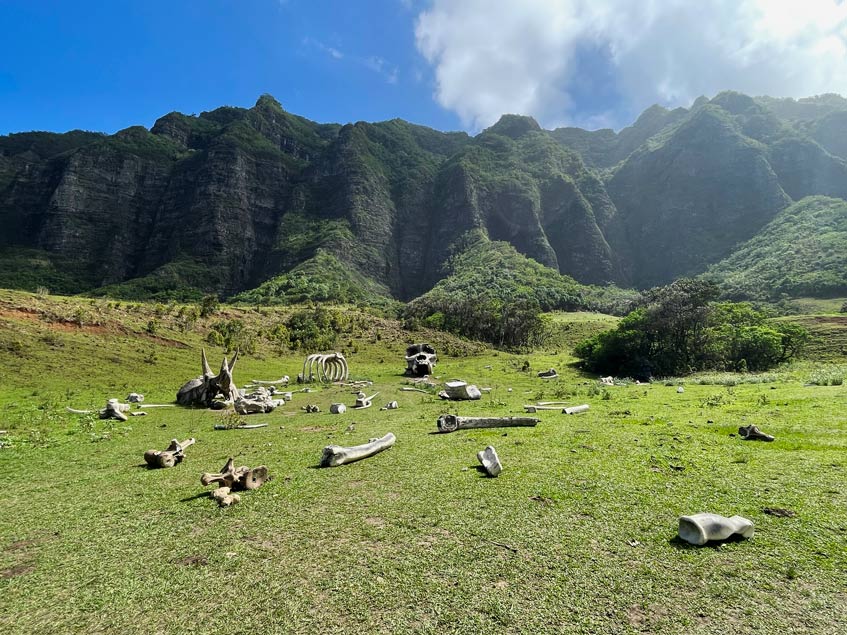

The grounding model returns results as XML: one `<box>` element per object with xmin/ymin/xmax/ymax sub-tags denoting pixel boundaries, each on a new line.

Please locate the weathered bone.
<box><xmin>200</xmin><ymin>457</ymin><xmax>269</xmax><ymax>491</ymax></box>
<box><xmin>477</xmin><ymin>446</ymin><xmax>502</xmax><ymax>477</ymax></box>
<box><xmin>66</xmin><ymin>407</ymin><xmax>93</xmax><ymax>414</ymax></box>
<box><xmin>251</xmin><ymin>376</ymin><xmax>290</xmax><ymax>385</ymax></box>
<box><xmin>523</xmin><ymin>405</ymin><xmax>563</xmax><ymax>412</ymax></box>
<box><xmin>127</xmin><ymin>392</ymin><xmax>145</xmax><ymax>403</ymax></box>
<box><xmin>437</xmin><ymin>414</ymin><xmax>539</xmax><ymax>433</ymax></box>
<box><xmin>213</xmin><ymin>423</ymin><xmax>268</xmax><ymax>430</ymax></box>
<box><xmin>320</xmin><ymin>432</ymin><xmax>396</xmax><ymax>467</ymax></box>
<box><xmin>144</xmin><ymin>438</ymin><xmax>195</xmax><ymax>468</ymax></box>
<box><xmin>438</xmin><ymin>381</ymin><xmax>482</xmax><ymax>401</ymax></box>
<box><xmin>405</xmin><ymin>343</ymin><xmax>437</xmax><ymax>377</ymax></box>
<box><xmin>210</xmin><ymin>486</ymin><xmax>240</xmax><ymax>507</ymax></box>
<box><xmin>100</xmin><ymin>399</ymin><xmax>130</xmax><ymax>421</ymax></box>
<box><xmin>177</xmin><ymin>349</ymin><xmax>241</xmax><ymax>407</ymax></box>
<box><xmin>330</xmin><ymin>403</ymin><xmax>347</xmax><ymax>414</ymax></box>
<box><xmin>353</xmin><ymin>391</ymin><xmax>379</xmax><ymax>409</ymax></box>
<box><xmin>380</xmin><ymin>401</ymin><xmax>399</xmax><ymax>410</ymax></box>
<box><xmin>234</xmin><ymin>387</ymin><xmax>276</xmax><ymax>415</ymax></box>
<box><xmin>300</xmin><ymin>352</ymin><xmax>349</xmax><ymax>383</ymax></box>
<box><xmin>537</xmin><ymin>368</ymin><xmax>558</xmax><ymax>379</ymax></box>
<box><xmin>563</xmin><ymin>404</ymin><xmax>590</xmax><ymax>414</ymax></box>
<box><xmin>678</xmin><ymin>513</ymin><xmax>754</xmax><ymax>545</ymax></box>
<box><xmin>738</xmin><ymin>425</ymin><xmax>774</xmax><ymax>442</ymax></box>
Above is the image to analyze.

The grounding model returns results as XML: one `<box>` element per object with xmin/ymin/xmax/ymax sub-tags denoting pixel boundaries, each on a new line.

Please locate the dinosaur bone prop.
<box><xmin>437</xmin><ymin>414</ymin><xmax>539</xmax><ymax>433</ymax></box>
<box><xmin>144</xmin><ymin>438</ymin><xmax>195</xmax><ymax>468</ymax></box>
<box><xmin>405</xmin><ymin>343</ymin><xmax>437</xmax><ymax>377</ymax></box>
<box><xmin>127</xmin><ymin>393</ymin><xmax>144</xmax><ymax>403</ymax></box>
<box><xmin>438</xmin><ymin>381</ymin><xmax>482</xmax><ymax>401</ymax></box>
<box><xmin>380</xmin><ymin>401</ymin><xmax>399</xmax><ymax>410</ymax></box>
<box><xmin>250</xmin><ymin>375</ymin><xmax>290</xmax><ymax>385</ymax></box>
<box><xmin>738</xmin><ymin>425</ymin><xmax>774</xmax><ymax>442</ymax></box>
<box><xmin>320</xmin><ymin>433</ymin><xmax>396</xmax><ymax>467</ymax></box>
<box><xmin>353</xmin><ymin>391</ymin><xmax>379</xmax><ymax>409</ymax></box>
<box><xmin>330</xmin><ymin>403</ymin><xmax>347</xmax><ymax>414</ymax></box>
<box><xmin>201</xmin><ymin>458</ymin><xmax>269</xmax><ymax>507</ymax></box>
<box><xmin>299</xmin><ymin>352</ymin><xmax>348</xmax><ymax>383</ymax></box>
<box><xmin>234</xmin><ymin>387</ymin><xmax>278</xmax><ymax>414</ymax></box>
<box><xmin>101</xmin><ymin>399</ymin><xmax>131</xmax><ymax>421</ymax></box>
<box><xmin>477</xmin><ymin>446</ymin><xmax>502</xmax><ymax>477</ymax></box>
<box><xmin>537</xmin><ymin>368</ymin><xmax>558</xmax><ymax>379</ymax></box>
<box><xmin>177</xmin><ymin>349</ymin><xmax>240</xmax><ymax>407</ymax></box>
<box><xmin>564</xmin><ymin>404</ymin><xmax>590</xmax><ymax>414</ymax></box>
<box><xmin>678</xmin><ymin>513</ymin><xmax>755</xmax><ymax>545</ymax></box>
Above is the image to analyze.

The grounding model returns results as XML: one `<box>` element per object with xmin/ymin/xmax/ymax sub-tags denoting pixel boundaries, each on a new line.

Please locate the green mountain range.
<box><xmin>1</xmin><ymin>91</ymin><xmax>846</xmax><ymax>303</ymax></box>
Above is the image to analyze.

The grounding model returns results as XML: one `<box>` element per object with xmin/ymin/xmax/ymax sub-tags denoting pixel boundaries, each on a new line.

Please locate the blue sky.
<box><xmin>3</xmin><ymin>1</ymin><xmax>847</xmax><ymax>136</ymax></box>
<box><xmin>0</xmin><ymin>0</ymin><xmax>462</xmax><ymax>135</ymax></box>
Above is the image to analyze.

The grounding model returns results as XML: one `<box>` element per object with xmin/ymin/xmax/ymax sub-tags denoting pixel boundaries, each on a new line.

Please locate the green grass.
<box><xmin>0</xmin><ymin>289</ymin><xmax>845</xmax><ymax>634</ymax></box>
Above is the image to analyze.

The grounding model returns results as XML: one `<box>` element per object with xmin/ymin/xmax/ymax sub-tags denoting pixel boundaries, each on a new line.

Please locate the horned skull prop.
<box><xmin>405</xmin><ymin>343</ymin><xmax>437</xmax><ymax>377</ymax></box>
<box><xmin>299</xmin><ymin>352</ymin><xmax>349</xmax><ymax>383</ymax></box>
<box><xmin>177</xmin><ymin>349</ymin><xmax>240</xmax><ymax>407</ymax></box>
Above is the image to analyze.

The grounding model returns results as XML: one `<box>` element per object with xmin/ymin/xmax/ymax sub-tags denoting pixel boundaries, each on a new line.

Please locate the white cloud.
<box><xmin>415</xmin><ymin>0</ymin><xmax>847</xmax><ymax>130</ymax></box>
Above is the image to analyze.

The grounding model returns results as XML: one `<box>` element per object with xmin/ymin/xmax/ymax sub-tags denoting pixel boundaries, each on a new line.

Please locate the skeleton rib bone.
<box><xmin>300</xmin><ymin>352</ymin><xmax>349</xmax><ymax>383</ymax></box>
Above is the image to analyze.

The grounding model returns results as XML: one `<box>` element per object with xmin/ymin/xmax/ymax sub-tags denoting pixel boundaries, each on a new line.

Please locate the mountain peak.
<box><xmin>484</xmin><ymin>114</ymin><xmax>542</xmax><ymax>139</ymax></box>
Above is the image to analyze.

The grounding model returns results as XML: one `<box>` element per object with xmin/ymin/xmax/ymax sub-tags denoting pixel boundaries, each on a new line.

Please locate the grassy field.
<box><xmin>0</xmin><ymin>290</ymin><xmax>845</xmax><ymax>634</ymax></box>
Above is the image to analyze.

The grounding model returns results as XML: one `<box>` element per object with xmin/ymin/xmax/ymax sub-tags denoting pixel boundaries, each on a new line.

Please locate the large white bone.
<box><xmin>678</xmin><ymin>513</ymin><xmax>754</xmax><ymax>545</ymax></box>
<box><xmin>436</xmin><ymin>415</ymin><xmax>539</xmax><ymax>433</ymax></box>
<box><xmin>321</xmin><ymin>433</ymin><xmax>396</xmax><ymax>467</ymax></box>
<box><xmin>477</xmin><ymin>446</ymin><xmax>502</xmax><ymax>477</ymax></box>
<box><xmin>251</xmin><ymin>376</ymin><xmax>290</xmax><ymax>385</ymax></box>
<box><xmin>301</xmin><ymin>353</ymin><xmax>349</xmax><ymax>383</ymax></box>
<box><xmin>438</xmin><ymin>381</ymin><xmax>481</xmax><ymax>401</ymax></box>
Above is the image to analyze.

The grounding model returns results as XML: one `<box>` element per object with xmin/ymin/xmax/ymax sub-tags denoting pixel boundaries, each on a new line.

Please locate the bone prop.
<box><xmin>354</xmin><ymin>392</ymin><xmax>379</xmax><ymax>409</ymax></box>
<box><xmin>213</xmin><ymin>423</ymin><xmax>268</xmax><ymax>430</ymax></box>
<box><xmin>200</xmin><ymin>458</ymin><xmax>269</xmax><ymax>491</ymax></box>
<box><xmin>144</xmin><ymin>438</ymin><xmax>195</xmax><ymax>469</ymax></box>
<box><xmin>330</xmin><ymin>403</ymin><xmax>347</xmax><ymax>414</ymax></box>
<box><xmin>321</xmin><ymin>432</ymin><xmax>396</xmax><ymax>467</ymax></box>
<box><xmin>438</xmin><ymin>381</ymin><xmax>482</xmax><ymax>401</ymax></box>
<box><xmin>678</xmin><ymin>513</ymin><xmax>754</xmax><ymax>545</ymax></box>
<box><xmin>563</xmin><ymin>404</ymin><xmax>590</xmax><ymax>414</ymax></box>
<box><xmin>436</xmin><ymin>415</ymin><xmax>539</xmax><ymax>433</ymax></box>
<box><xmin>210</xmin><ymin>487</ymin><xmax>241</xmax><ymax>507</ymax></box>
<box><xmin>66</xmin><ymin>407</ymin><xmax>94</xmax><ymax>414</ymax></box>
<box><xmin>738</xmin><ymin>425</ymin><xmax>774</xmax><ymax>442</ymax></box>
<box><xmin>100</xmin><ymin>399</ymin><xmax>130</xmax><ymax>421</ymax></box>
<box><xmin>523</xmin><ymin>405</ymin><xmax>563</xmax><ymax>412</ymax></box>
<box><xmin>251</xmin><ymin>376</ymin><xmax>290</xmax><ymax>385</ymax></box>
<box><xmin>477</xmin><ymin>446</ymin><xmax>502</xmax><ymax>477</ymax></box>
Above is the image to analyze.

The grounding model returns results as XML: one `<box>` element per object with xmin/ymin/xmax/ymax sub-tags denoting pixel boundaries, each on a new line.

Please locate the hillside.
<box><xmin>2</xmin><ymin>91</ymin><xmax>847</xmax><ymax>302</ymax></box>
<box><xmin>706</xmin><ymin>196</ymin><xmax>847</xmax><ymax>301</ymax></box>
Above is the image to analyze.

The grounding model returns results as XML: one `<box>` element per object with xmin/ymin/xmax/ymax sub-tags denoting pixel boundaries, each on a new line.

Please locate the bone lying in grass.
<box><xmin>738</xmin><ymin>424</ymin><xmax>774</xmax><ymax>442</ymax></box>
<box><xmin>251</xmin><ymin>375</ymin><xmax>290</xmax><ymax>386</ymax></box>
<box><xmin>200</xmin><ymin>458</ymin><xmax>270</xmax><ymax>502</ymax></box>
<box><xmin>330</xmin><ymin>403</ymin><xmax>347</xmax><ymax>414</ymax></box>
<box><xmin>678</xmin><ymin>513</ymin><xmax>754</xmax><ymax>545</ymax></box>
<box><xmin>100</xmin><ymin>399</ymin><xmax>131</xmax><ymax>421</ymax></box>
<box><xmin>234</xmin><ymin>387</ymin><xmax>277</xmax><ymax>414</ymax></box>
<box><xmin>213</xmin><ymin>423</ymin><xmax>268</xmax><ymax>430</ymax></box>
<box><xmin>320</xmin><ymin>432</ymin><xmax>396</xmax><ymax>467</ymax></box>
<box><xmin>353</xmin><ymin>392</ymin><xmax>379</xmax><ymax>409</ymax></box>
<box><xmin>537</xmin><ymin>368</ymin><xmax>558</xmax><ymax>379</ymax></box>
<box><xmin>477</xmin><ymin>446</ymin><xmax>502</xmax><ymax>477</ymax></box>
<box><xmin>563</xmin><ymin>404</ymin><xmax>590</xmax><ymax>414</ymax></box>
<box><xmin>380</xmin><ymin>401</ymin><xmax>398</xmax><ymax>411</ymax></box>
<box><xmin>210</xmin><ymin>487</ymin><xmax>241</xmax><ymax>507</ymax></box>
<box><xmin>438</xmin><ymin>381</ymin><xmax>482</xmax><ymax>401</ymax></box>
<box><xmin>144</xmin><ymin>438</ymin><xmax>195</xmax><ymax>468</ymax></box>
<box><xmin>436</xmin><ymin>414</ymin><xmax>539</xmax><ymax>433</ymax></box>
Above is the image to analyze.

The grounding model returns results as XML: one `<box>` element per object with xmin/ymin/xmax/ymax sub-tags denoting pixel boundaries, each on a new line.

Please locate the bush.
<box><xmin>285</xmin><ymin>307</ymin><xmax>347</xmax><ymax>352</ymax></box>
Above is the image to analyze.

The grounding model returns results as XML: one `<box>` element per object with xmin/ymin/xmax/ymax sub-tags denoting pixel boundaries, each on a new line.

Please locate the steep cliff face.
<box><xmin>2</xmin><ymin>91</ymin><xmax>847</xmax><ymax>301</ymax></box>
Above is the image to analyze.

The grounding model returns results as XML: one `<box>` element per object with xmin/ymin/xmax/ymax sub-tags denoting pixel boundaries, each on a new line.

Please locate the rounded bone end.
<box><xmin>678</xmin><ymin>516</ymin><xmax>709</xmax><ymax>545</ymax></box>
<box><xmin>437</xmin><ymin>414</ymin><xmax>458</xmax><ymax>433</ymax></box>
<box><xmin>320</xmin><ymin>446</ymin><xmax>344</xmax><ymax>468</ymax></box>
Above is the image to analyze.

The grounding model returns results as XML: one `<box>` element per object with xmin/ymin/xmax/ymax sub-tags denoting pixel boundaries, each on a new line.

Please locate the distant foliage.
<box><xmin>575</xmin><ymin>279</ymin><xmax>808</xmax><ymax>378</ymax></box>
<box><xmin>404</xmin><ymin>239</ymin><xmax>585</xmax><ymax>349</ymax></box>
<box><xmin>284</xmin><ymin>307</ymin><xmax>348</xmax><ymax>352</ymax></box>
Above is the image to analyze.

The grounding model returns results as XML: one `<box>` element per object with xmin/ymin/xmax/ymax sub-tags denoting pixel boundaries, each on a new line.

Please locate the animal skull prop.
<box><xmin>177</xmin><ymin>349</ymin><xmax>240</xmax><ymax>407</ymax></box>
<box><xmin>299</xmin><ymin>352</ymin><xmax>349</xmax><ymax>383</ymax></box>
<box><xmin>405</xmin><ymin>343</ymin><xmax>437</xmax><ymax>377</ymax></box>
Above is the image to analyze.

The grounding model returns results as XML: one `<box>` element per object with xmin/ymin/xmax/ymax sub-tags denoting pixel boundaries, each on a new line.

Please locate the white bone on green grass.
<box><xmin>477</xmin><ymin>446</ymin><xmax>502</xmax><ymax>477</ymax></box>
<box><xmin>300</xmin><ymin>352</ymin><xmax>349</xmax><ymax>383</ymax></box>
<box><xmin>320</xmin><ymin>432</ymin><xmax>396</xmax><ymax>467</ymax></box>
<box><xmin>437</xmin><ymin>414</ymin><xmax>539</xmax><ymax>433</ymax></box>
<box><xmin>201</xmin><ymin>457</ymin><xmax>269</xmax><ymax>491</ymax></box>
<box><xmin>144</xmin><ymin>438</ymin><xmax>195</xmax><ymax>469</ymax></box>
<box><xmin>234</xmin><ymin>387</ymin><xmax>276</xmax><ymax>414</ymax></box>
<box><xmin>678</xmin><ymin>513</ymin><xmax>754</xmax><ymax>545</ymax></box>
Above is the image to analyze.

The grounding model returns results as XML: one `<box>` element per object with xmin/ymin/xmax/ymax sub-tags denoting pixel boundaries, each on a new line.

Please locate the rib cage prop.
<box><xmin>301</xmin><ymin>352</ymin><xmax>349</xmax><ymax>383</ymax></box>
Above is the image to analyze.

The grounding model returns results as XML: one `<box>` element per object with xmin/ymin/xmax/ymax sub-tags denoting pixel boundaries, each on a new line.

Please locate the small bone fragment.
<box><xmin>537</xmin><ymin>368</ymin><xmax>558</xmax><ymax>379</ymax></box>
<box><xmin>140</xmin><ymin>404</ymin><xmax>176</xmax><ymax>408</ymax></box>
<box><xmin>676</xmin><ymin>386</ymin><xmax>685</xmax><ymax>393</ymax></box>
<box><xmin>320</xmin><ymin>432</ymin><xmax>396</xmax><ymax>467</ymax></box>
<box><xmin>66</xmin><ymin>407</ymin><xmax>94</xmax><ymax>414</ymax></box>
<box><xmin>436</xmin><ymin>415</ymin><xmax>539</xmax><ymax>433</ymax></box>
<box><xmin>234</xmin><ymin>387</ymin><xmax>276</xmax><ymax>415</ymax></box>
<box><xmin>678</xmin><ymin>513</ymin><xmax>754</xmax><ymax>545</ymax></box>
<box><xmin>144</xmin><ymin>438</ymin><xmax>195</xmax><ymax>468</ymax></box>
<box><xmin>563</xmin><ymin>405</ymin><xmax>590</xmax><ymax>414</ymax></box>
<box><xmin>380</xmin><ymin>401</ymin><xmax>398</xmax><ymax>411</ymax></box>
<box><xmin>127</xmin><ymin>393</ymin><xmax>145</xmax><ymax>403</ymax></box>
<box><xmin>536</xmin><ymin>401</ymin><xmax>571</xmax><ymax>406</ymax></box>
<box><xmin>738</xmin><ymin>425</ymin><xmax>774</xmax><ymax>442</ymax></box>
<box><xmin>330</xmin><ymin>403</ymin><xmax>347</xmax><ymax>414</ymax></box>
<box><xmin>477</xmin><ymin>446</ymin><xmax>502</xmax><ymax>477</ymax></box>
<box><xmin>129</xmin><ymin>411</ymin><xmax>148</xmax><ymax>417</ymax></box>
<box><xmin>600</xmin><ymin>376</ymin><xmax>614</xmax><ymax>386</ymax></box>
<box><xmin>210</xmin><ymin>487</ymin><xmax>241</xmax><ymax>507</ymax></box>
<box><xmin>251</xmin><ymin>376</ymin><xmax>290</xmax><ymax>385</ymax></box>
<box><xmin>400</xmin><ymin>387</ymin><xmax>429</xmax><ymax>394</ymax></box>
<box><xmin>302</xmin><ymin>404</ymin><xmax>320</xmax><ymax>413</ymax></box>
<box><xmin>438</xmin><ymin>381</ymin><xmax>482</xmax><ymax>401</ymax></box>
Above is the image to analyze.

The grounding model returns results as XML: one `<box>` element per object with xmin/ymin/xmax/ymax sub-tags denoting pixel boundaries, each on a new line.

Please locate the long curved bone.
<box><xmin>437</xmin><ymin>414</ymin><xmax>539</xmax><ymax>433</ymax></box>
<box><xmin>251</xmin><ymin>376</ymin><xmax>290</xmax><ymax>385</ymax></box>
<box><xmin>353</xmin><ymin>391</ymin><xmax>379</xmax><ymax>409</ymax></box>
<box><xmin>144</xmin><ymin>438</ymin><xmax>195</xmax><ymax>468</ymax></box>
<box><xmin>678</xmin><ymin>513</ymin><xmax>755</xmax><ymax>545</ymax></box>
<box><xmin>320</xmin><ymin>432</ymin><xmax>396</xmax><ymax>467</ymax></box>
<box><xmin>66</xmin><ymin>407</ymin><xmax>93</xmax><ymax>414</ymax></box>
<box><xmin>301</xmin><ymin>353</ymin><xmax>349</xmax><ymax>383</ymax></box>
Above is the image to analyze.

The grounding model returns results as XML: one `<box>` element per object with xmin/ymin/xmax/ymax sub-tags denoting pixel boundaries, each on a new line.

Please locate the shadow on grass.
<box><xmin>180</xmin><ymin>492</ymin><xmax>210</xmax><ymax>503</ymax></box>
<box><xmin>668</xmin><ymin>533</ymin><xmax>750</xmax><ymax>550</ymax></box>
